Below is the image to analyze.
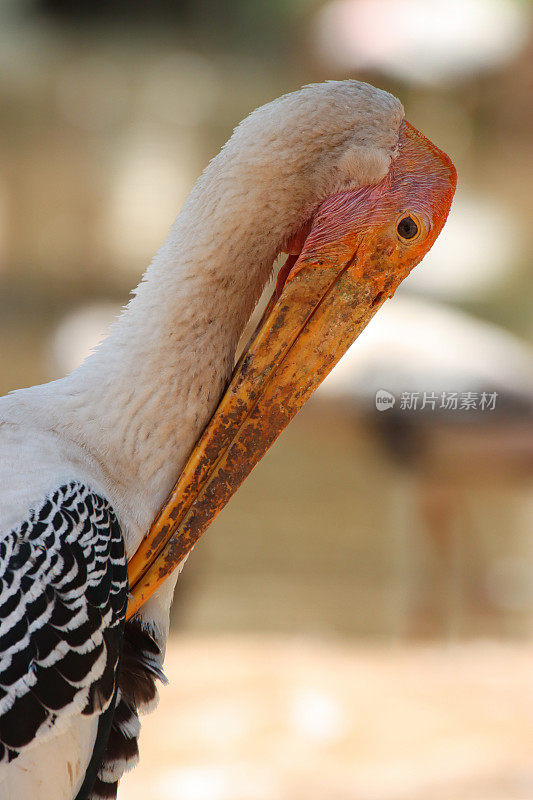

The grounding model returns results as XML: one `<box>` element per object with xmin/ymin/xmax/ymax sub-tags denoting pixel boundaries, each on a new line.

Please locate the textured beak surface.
<box><xmin>127</xmin><ymin>121</ymin><xmax>456</xmax><ymax>618</ymax></box>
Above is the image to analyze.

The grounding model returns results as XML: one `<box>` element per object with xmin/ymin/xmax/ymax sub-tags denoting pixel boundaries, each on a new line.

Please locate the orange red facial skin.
<box><xmin>287</xmin><ymin>119</ymin><xmax>456</xmax><ymax>296</ymax></box>
<box><xmin>126</xmin><ymin>120</ymin><xmax>456</xmax><ymax>619</ymax></box>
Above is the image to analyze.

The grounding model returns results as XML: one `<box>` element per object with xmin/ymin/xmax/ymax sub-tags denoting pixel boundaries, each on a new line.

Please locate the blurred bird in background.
<box><xmin>318</xmin><ymin>296</ymin><xmax>533</xmax><ymax>636</ymax></box>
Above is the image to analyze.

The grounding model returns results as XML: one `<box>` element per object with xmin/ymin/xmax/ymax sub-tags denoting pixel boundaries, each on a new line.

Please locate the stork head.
<box><xmin>128</xmin><ymin>82</ymin><xmax>456</xmax><ymax>615</ymax></box>
<box><xmin>283</xmin><ymin>119</ymin><xmax>456</xmax><ymax>296</ymax></box>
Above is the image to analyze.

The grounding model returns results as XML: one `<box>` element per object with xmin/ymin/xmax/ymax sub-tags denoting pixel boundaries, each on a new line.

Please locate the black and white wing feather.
<box><xmin>0</xmin><ymin>481</ymin><xmax>128</xmax><ymax>771</ymax></box>
<box><xmin>90</xmin><ymin>619</ymin><xmax>166</xmax><ymax>800</ymax></box>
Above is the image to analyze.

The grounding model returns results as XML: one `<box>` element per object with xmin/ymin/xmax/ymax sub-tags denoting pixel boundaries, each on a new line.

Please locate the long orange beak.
<box><xmin>126</xmin><ymin>121</ymin><xmax>456</xmax><ymax>618</ymax></box>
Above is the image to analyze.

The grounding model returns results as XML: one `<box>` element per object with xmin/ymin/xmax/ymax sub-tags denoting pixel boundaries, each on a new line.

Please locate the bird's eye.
<box><xmin>396</xmin><ymin>215</ymin><xmax>419</xmax><ymax>241</ymax></box>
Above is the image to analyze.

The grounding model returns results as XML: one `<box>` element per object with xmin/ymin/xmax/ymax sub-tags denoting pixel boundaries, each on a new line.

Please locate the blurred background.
<box><xmin>1</xmin><ymin>0</ymin><xmax>533</xmax><ymax>797</ymax></box>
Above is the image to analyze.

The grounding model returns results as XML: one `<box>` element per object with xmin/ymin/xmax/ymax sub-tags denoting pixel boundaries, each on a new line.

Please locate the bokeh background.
<box><xmin>1</xmin><ymin>0</ymin><xmax>533</xmax><ymax>798</ymax></box>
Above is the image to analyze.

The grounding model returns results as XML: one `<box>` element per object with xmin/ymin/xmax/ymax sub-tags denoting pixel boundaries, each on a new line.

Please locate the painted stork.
<box><xmin>317</xmin><ymin>296</ymin><xmax>533</xmax><ymax>636</ymax></box>
<box><xmin>0</xmin><ymin>81</ymin><xmax>455</xmax><ymax>799</ymax></box>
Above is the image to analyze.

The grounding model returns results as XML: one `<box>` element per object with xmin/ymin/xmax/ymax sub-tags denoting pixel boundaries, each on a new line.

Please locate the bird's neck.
<box><xmin>50</xmin><ymin>178</ymin><xmax>283</xmax><ymax>543</ymax></box>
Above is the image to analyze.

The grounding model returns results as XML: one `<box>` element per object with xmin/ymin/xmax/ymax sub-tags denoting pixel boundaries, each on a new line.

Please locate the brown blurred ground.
<box><xmin>121</xmin><ymin>637</ymin><xmax>533</xmax><ymax>800</ymax></box>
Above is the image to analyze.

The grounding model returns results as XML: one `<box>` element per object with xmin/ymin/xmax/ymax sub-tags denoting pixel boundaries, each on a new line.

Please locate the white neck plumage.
<box><xmin>58</xmin><ymin>172</ymin><xmax>283</xmax><ymax>541</ymax></box>
<box><xmin>10</xmin><ymin>82</ymin><xmax>403</xmax><ymax>548</ymax></box>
